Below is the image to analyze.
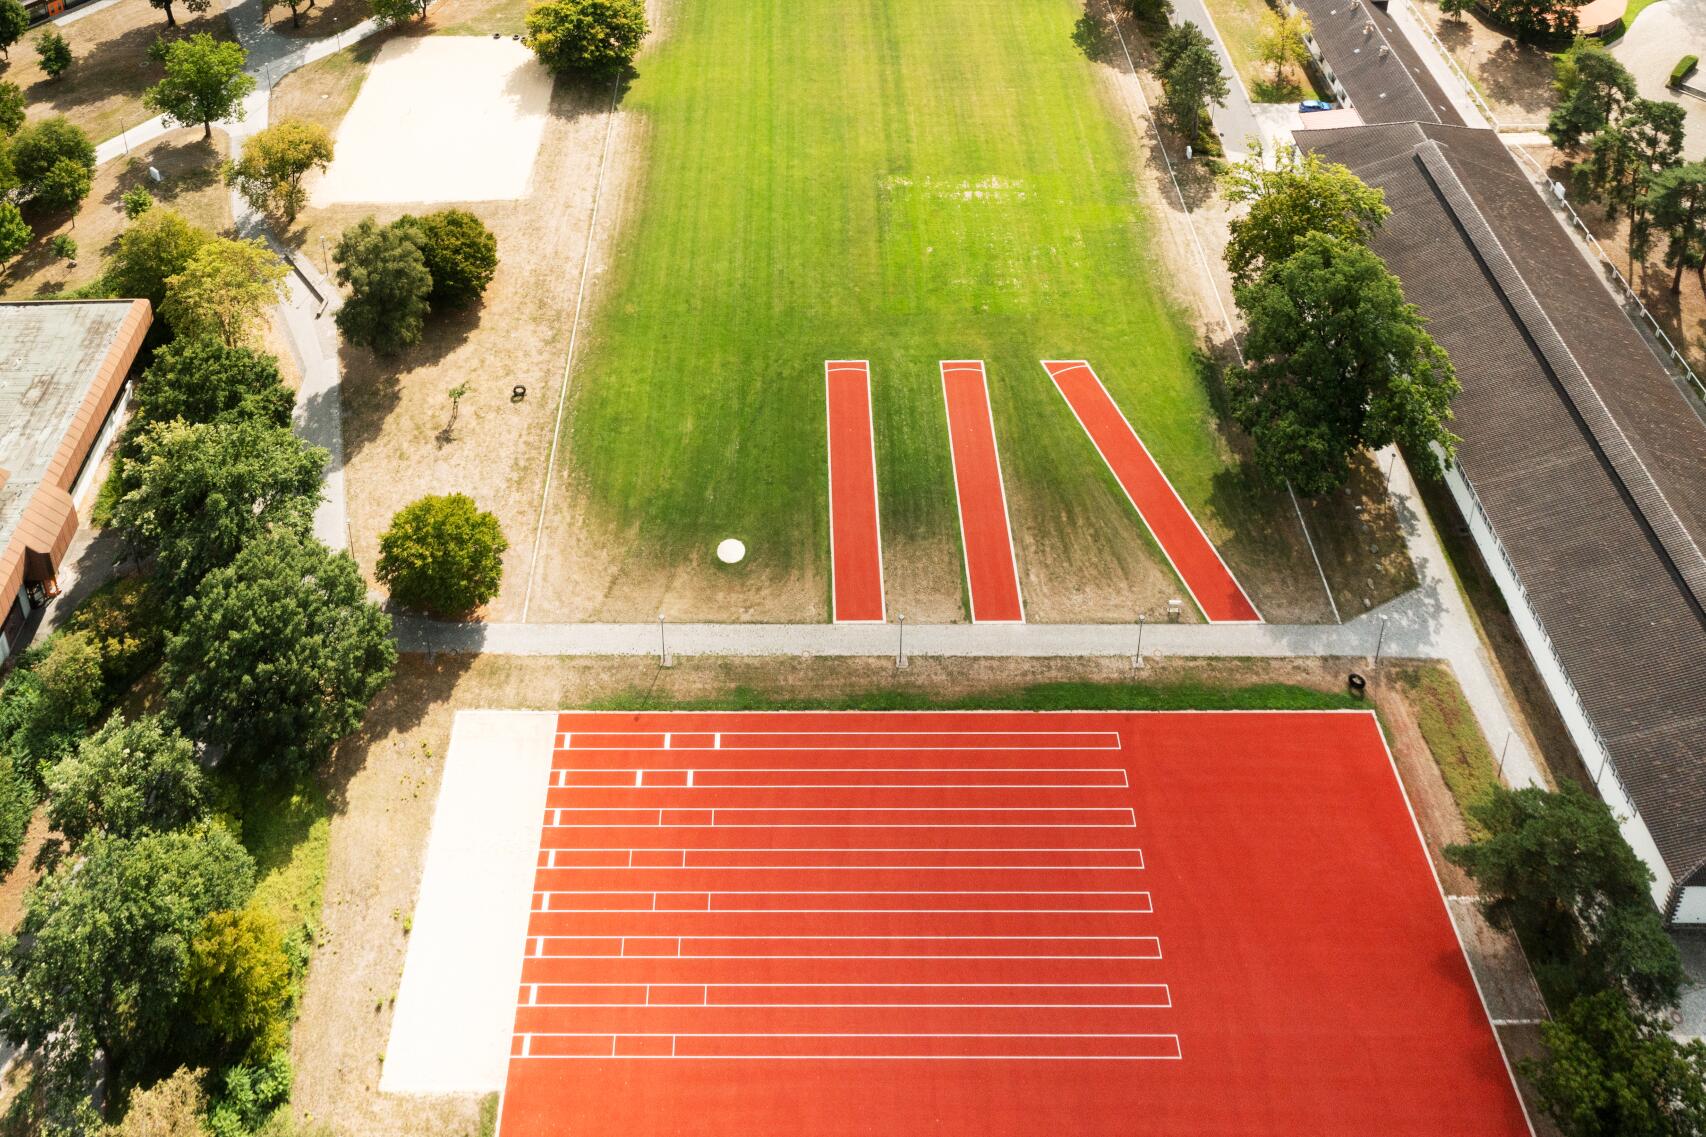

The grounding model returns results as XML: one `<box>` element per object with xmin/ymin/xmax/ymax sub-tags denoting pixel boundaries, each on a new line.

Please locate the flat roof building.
<box><xmin>0</xmin><ymin>300</ymin><xmax>151</xmax><ymax>661</ymax></box>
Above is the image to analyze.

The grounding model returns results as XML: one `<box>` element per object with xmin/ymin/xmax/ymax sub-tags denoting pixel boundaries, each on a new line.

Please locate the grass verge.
<box><xmin>1394</xmin><ymin>662</ymin><xmax>1500</xmax><ymax>837</ymax></box>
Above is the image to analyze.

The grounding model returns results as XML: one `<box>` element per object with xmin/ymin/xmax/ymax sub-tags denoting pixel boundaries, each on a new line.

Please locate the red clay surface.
<box><xmin>941</xmin><ymin>362</ymin><xmax>1024</xmax><ymax>623</ymax></box>
<box><xmin>1043</xmin><ymin>361</ymin><xmax>1261</xmax><ymax>623</ymax></box>
<box><xmin>824</xmin><ymin>362</ymin><xmax>885</xmax><ymax>623</ymax></box>
<box><xmin>498</xmin><ymin>710</ymin><xmax>1531</xmax><ymax>1137</ymax></box>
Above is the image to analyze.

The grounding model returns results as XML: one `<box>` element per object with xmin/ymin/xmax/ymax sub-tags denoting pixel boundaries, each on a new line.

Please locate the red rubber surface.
<box><xmin>825</xmin><ymin>362</ymin><xmax>886</xmax><ymax>623</ymax></box>
<box><xmin>941</xmin><ymin>362</ymin><xmax>1024</xmax><ymax>623</ymax></box>
<box><xmin>498</xmin><ymin>711</ymin><xmax>1531</xmax><ymax>1137</ymax></box>
<box><xmin>1043</xmin><ymin>361</ymin><xmax>1261</xmax><ymax>623</ymax></box>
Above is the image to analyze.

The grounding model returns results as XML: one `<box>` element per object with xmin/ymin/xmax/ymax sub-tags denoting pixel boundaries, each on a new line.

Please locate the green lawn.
<box><xmin>562</xmin><ymin>0</ymin><xmax>1283</xmax><ymax>614</ymax></box>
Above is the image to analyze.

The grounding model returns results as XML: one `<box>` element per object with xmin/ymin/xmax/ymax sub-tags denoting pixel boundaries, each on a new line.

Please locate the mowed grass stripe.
<box><xmin>562</xmin><ymin>0</ymin><xmax>1245</xmax><ymax>611</ymax></box>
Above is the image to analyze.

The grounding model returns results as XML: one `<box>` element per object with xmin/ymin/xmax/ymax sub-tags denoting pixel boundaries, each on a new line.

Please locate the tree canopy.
<box><xmin>333</xmin><ymin>216</ymin><xmax>433</xmax><ymax>356</ymax></box>
<box><xmin>160</xmin><ymin>236</ymin><xmax>288</xmax><ymax>346</ymax></box>
<box><xmin>1575</xmin><ymin>97</ymin><xmax>1684</xmax><ymax>263</ymax></box>
<box><xmin>0</xmin><ymin>1</ymin><xmax>27</xmax><ymax>63</ymax></box>
<box><xmin>1155</xmin><ymin>23</ymin><xmax>1226</xmax><ymax>146</ymax></box>
<box><xmin>45</xmin><ymin>715</ymin><xmax>207</xmax><ymax>845</ymax></box>
<box><xmin>0</xmin><ymin>79</ymin><xmax>25</xmax><ymax>135</ymax></box>
<box><xmin>1446</xmin><ymin>783</ymin><xmax>1683</xmax><ymax>1010</ymax></box>
<box><xmin>525</xmin><ymin>0</ymin><xmax>648</xmax><ymax>75</ymax></box>
<box><xmin>1525</xmin><ymin>989</ymin><xmax>1706</xmax><ymax>1137</ymax></box>
<box><xmin>1222</xmin><ymin>146</ymin><xmax>1389</xmax><ymax>290</ymax></box>
<box><xmin>102</xmin><ymin>207</ymin><xmax>211</xmax><ymax>308</ymax></box>
<box><xmin>1486</xmin><ymin>0</ymin><xmax>1577</xmax><ymax>41</ymax></box>
<box><xmin>1649</xmin><ymin>162</ymin><xmax>1706</xmax><ymax>294</ymax></box>
<box><xmin>182</xmin><ymin>908</ymin><xmax>292</xmax><ymax>1065</ymax></box>
<box><xmin>367</xmin><ymin>0</ymin><xmax>428</xmax><ymax>25</ymax></box>
<box><xmin>409</xmin><ymin>208</ymin><xmax>499</xmax><ymax>310</ymax></box>
<box><xmin>10</xmin><ymin>116</ymin><xmax>95</xmax><ymax>204</ymax></box>
<box><xmin>144</xmin><ymin>33</ymin><xmax>255</xmax><ymax>140</ymax></box>
<box><xmin>376</xmin><ymin>493</ymin><xmax>508</xmax><ymax>616</ymax></box>
<box><xmin>164</xmin><ymin>531</ymin><xmax>396</xmax><ymax>776</ymax></box>
<box><xmin>130</xmin><ymin>336</ymin><xmax>294</xmax><ymax>437</ymax></box>
<box><xmin>112</xmin><ymin>418</ymin><xmax>326</xmax><ymax>597</ymax></box>
<box><xmin>149</xmin><ymin>0</ymin><xmax>213</xmax><ymax>26</ymax></box>
<box><xmin>34</xmin><ymin>28</ymin><xmax>70</xmax><ymax>80</ymax></box>
<box><xmin>1548</xmin><ymin>42</ymin><xmax>1635</xmax><ymax>149</ymax></box>
<box><xmin>0</xmin><ymin>825</ymin><xmax>255</xmax><ymax>1079</ymax></box>
<box><xmin>0</xmin><ymin>202</ymin><xmax>28</xmax><ymax>265</ymax></box>
<box><xmin>1228</xmin><ymin>232</ymin><xmax>1459</xmax><ymax>494</ymax></box>
<box><xmin>223</xmin><ymin>119</ymin><xmax>334</xmax><ymax>221</ymax></box>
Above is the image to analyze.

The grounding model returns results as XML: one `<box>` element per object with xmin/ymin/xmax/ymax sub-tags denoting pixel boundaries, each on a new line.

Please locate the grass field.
<box><xmin>556</xmin><ymin>0</ymin><xmax>1311</xmax><ymax>621</ymax></box>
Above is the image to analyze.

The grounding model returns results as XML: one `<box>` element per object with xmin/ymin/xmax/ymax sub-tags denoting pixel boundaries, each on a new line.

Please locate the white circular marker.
<box><xmin>716</xmin><ymin>538</ymin><xmax>746</xmax><ymax>564</ymax></box>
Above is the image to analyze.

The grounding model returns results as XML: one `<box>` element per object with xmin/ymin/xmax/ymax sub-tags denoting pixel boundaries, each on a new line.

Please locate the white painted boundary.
<box><xmin>825</xmin><ymin>361</ymin><xmax>888</xmax><ymax>624</ymax></box>
<box><xmin>940</xmin><ymin>361</ymin><xmax>1026</xmax><ymax>624</ymax></box>
<box><xmin>1041</xmin><ymin>360</ymin><xmax>1262</xmax><ymax>624</ymax></box>
<box><xmin>381</xmin><ymin>711</ymin><xmax>556</xmax><ymax>1093</ymax></box>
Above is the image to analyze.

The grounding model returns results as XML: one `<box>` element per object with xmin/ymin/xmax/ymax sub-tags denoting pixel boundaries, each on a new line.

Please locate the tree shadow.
<box><xmin>335</xmin><ymin>299</ymin><xmax>482</xmax><ymax>465</ymax></box>
<box><xmin>318</xmin><ymin>649</ymin><xmax>477</xmax><ymax>817</ymax></box>
<box><xmin>1477</xmin><ymin>39</ymin><xmax>1555</xmax><ymax>117</ymax></box>
<box><xmin>19</xmin><ymin>11</ymin><xmax>232</xmax><ymax>119</ymax></box>
<box><xmin>1072</xmin><ymin>6</ymin><xmax>1118</xmax><ymax>63</ymax></box>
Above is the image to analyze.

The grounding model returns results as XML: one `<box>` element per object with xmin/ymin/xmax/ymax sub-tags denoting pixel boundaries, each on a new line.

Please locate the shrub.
<box><xmin>0</xmin><ymin>201</ymin><xmax>29</xmax><ymax>264</ymax></box>
<box><xmin>11</xmin><ymin>117</ymin><xmax>95</xmax><ymax>204</ymax></box>
<box><xmin>377</xmin><ymin>493</ymin><xmax>508</xmax><ymax>617</ymax></box>
<box><xmin>121</xmin><ymin>186</ymin><xmax>155</xmax><ymax>219</ymax></box>
<box><xmin>332</xmin><ymin>217</ymin><xmax>432</xmax><ymax>355</ymax></box>
<box><xmin>206</xmin><ymin>1053</ymin><xmax>291</xmax><ymax>1137</ymax></box>
<box><xmin>1671</xmin><ymin>55</ymin><xmax>1699</xmax><ymax>88</ymax></box>
<box><xmin>47</xmin><ymin>232</ymin><xmax>77</xmax><ymax>261</ymax></box>
<box><xmin>101</xmin><ymin>207</ymin><xmax>212</xmax><ymax>309</ymax></box>
<box><xmin>525</xmin><ymin>0</ymin><xmax>648</xmax><ymax>75</ymax></box>
<box><xmin>408</xmin><ymin>209</ymin><xmax>498</xmax><ymax>309</ymax></box>
<box><xmin>105</xmin><ymin>1067</ymin><xmax>210</xmax><ymax>1137</ymax></box>
<box><xmin>0</xmin><ymin>631</ymin><xmax>106</xmax><ymax>781</ymax></box>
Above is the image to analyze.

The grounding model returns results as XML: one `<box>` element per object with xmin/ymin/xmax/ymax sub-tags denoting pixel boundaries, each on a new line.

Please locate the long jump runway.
<box><xmin>941</xmin><ymin>361</ymin><xmax>1024</xmax><ymax>623</ymax></box>
<box><xmin>497</xmin><ymin>710</ymin><xmax>1531</xmax><ymax>1137</ymax></box>
<box><xmin>1043</xmin><ymin>361</ymin><xmax>1261</xmax><ymax>623</ymax></box>
<box><xmin>824</xmin><ymin>362</ymin><xmax>886</xmax><ymax>623</ymax></box>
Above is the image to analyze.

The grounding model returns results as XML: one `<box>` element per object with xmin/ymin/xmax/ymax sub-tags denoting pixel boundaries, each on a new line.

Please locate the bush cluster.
<box><xmin>333</xmin><ymin>209</ymin><xmax>498</xmax><ymax>355</ymax></box>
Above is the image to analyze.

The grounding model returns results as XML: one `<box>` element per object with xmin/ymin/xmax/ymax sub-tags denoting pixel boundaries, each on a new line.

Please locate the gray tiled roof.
<box><xmin>1293</xmin><ymin>0</ymin><xmax>1464</xmax><ymax>126</ymax></box>
<box><xmin>1300</xmin><ymin>123</ymin><xmax>1706</xmax><ymax>893</ymax></box>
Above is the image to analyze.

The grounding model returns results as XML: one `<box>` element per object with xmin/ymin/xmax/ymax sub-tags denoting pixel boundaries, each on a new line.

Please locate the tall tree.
<box><xmin>1222</xmin><ymin>146</ymin><xmax>1389</xmax><ymax>290</ymax></box>
<box><xmin>0</xmin><ymin>826</ymin><xmax>255</xmax><ymax>1083</ymax></box>
<box><xmin>129</xmin><ymin>337</ymin><xmax>293</xmax><ymax>437</ymax></box>
<box><xmin>0</xmin><ymin>79</ymin><xmax>25</xmax><ymax>135</ymax></box>
<box><xmin>524</xmin><ymin>0</ymin><xmax>648</xmax><ymax>75</ymax></box>
<box><xmin>1229</xmin><ymin>232</ymin><xmax>1458</xmax><ymax>494</ymax></box>
<box><xmin>1156</xmin><ymin>23</ymin><xmax>1226</xmax><ymax>146</ymax></box>
<box><xmin>1548</xmin><ymin>42</ymin><xmax>1636</xmax><ymax>149</ymax></box>
<box><xmin>1446</xmin><ymin>783</ymin><xmax>1683</xmax><ymax>1010</ymax></box>
<box><xmin>333</xmin><ymin>217</ymin><xmax>433</xmax><ymax>356</ymax></box>
<box><xmin>0</xmin><ymin>0</ymin><xmax>27</xmax><ymax>62</ymax></box>
<box><xmin>149</xmin><ymin>0</ymin><xmax>213</xmax><ymax>28</ymax></box>
<box><xmin>1649</xmin><ymin>162</ymin><xmax>1706</xmax><ymax>294</ymax></box>
<box><xmin>0</xmin><ymin>202</ymin><xmax>28</xmax><ymax>265</ymax></box>
<box><xmin>160</xmin><ymin>236</ymin><xmax>288</xmax><ymax>346</ymax></box>
<box><xmin>33</xmin><ymin>28</ymin><xmax>70</xmax><ymax>80</ymax></box>
<box><xmin>368</xmin><ymin>0</ymin><xmax>428</xmax><ymax>24</ymax></box>
<box><xmin>143</xmin><ymin>33</ymin><xmax>254</xmax><ymax>141</ymax></box>
<box><xmin>223</xmin><ymin>119</ymin><xmax>333</xmax><ymax>221</ymax></box>
<box><xmin>112</xmin><ymin>418</ymin><xmax>325</xmax><ymax>597</ymax></box>
<box><xmin>45</xmin><ymin>715</ymin><xmax>207</xmax><ymax>844</ymax></box>
<box><xmin>1576</xmin><ymin>98</ymin><xmax>1684</xmax><ymax>266</ymax></box>
<box><xmin>1488</xmin><ymin>0</ymin><xmax>1577</xmax><ymax>41</ymax></box>
<box><xmin>9</xmin><ymin>116</ymin><xmax>94</xmax><ymax>201</ymax></box>
<box><xmin>101</xmin><ymin>207</ymin><xmax>211</xmax><ymax>308</ymax></box>
<box><xmin>1254</xmin><ymin>9</ymin><xmax>1310</xmax><ymax>87</ymax></box>
<box><xmin>407</xmin><ymin>208</ymin><xmax>499</xmax><ymax>309</ymax></box>
<box><xmin>1525</xmin><ymin>990</ymin><xmax>1706</xmax><ymax>1137</ymax></box>
<box><xmin>164</xmin><ymin>532</ymin><xmax>396</xmax><ymax>776</ymax></box>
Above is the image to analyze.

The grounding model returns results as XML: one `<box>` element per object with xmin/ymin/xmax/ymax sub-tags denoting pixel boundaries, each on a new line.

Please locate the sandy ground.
<box><xmin>1408</xmin><ymin>0</ymin><xmax>1555</xmax><ymax>127</ymax></box>
<box><xmin>310</xmin><ymin>37</ymin><xmax>554</xmax><ymax>206</ymax></box>
<box><xmin>0</xmin><ymin>129</ymin><xmax>231</xmax><ymax>300</ymax></box>
<box><xmin>291</xmin><ymin>650</ymin><xmax>1549</xmax><ymax>1136</ymax></box>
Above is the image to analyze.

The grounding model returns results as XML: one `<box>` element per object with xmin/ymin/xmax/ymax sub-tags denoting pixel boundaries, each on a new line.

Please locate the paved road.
<box><xmin>1612</xmin><ymin>0</ymin><xmax>1706</xmax><ymax>160</ymax></box>
<box><xmin>1168</xmin><ymin>0</ymin><xmax>1265</xmax><ymax>159</ymax></box>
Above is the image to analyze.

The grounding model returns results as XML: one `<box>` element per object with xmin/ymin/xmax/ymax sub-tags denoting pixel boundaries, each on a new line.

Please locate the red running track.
<box><xmin>1043</xmin><ymin>360</ymin><xmax>1260</xmax><ymax>623</ymax></box>
<box><xmin>824</xmin><ymin>361</ymin><xmax>885</xmax><ymax>623</ymax></box>
<box><xmin>498</xmin><ymin>710</ymin><xmax>1533</xmax><ymax>1137</ymax></box>
<box><xmin>941</xmin><ymin>362</ymin><xmax>1024</xmax><ymax>623</ymax></box>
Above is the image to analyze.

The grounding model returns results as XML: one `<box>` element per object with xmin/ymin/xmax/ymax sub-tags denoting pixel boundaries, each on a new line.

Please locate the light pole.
<box><xmin>657</xmin><ymin>614</ymin><xmax>671</xmax><ymax>668</ymax></box>
<box><xmin>1132</xmin><ymin>613</ymin><xmax>1145</xmax><ymax>671</ymax></box>
<box><xmin>1384</xmin><ymin>450</ymin><xmax>1398</xmax><ymax>491</ymax></box>
<box><xmin>319</xmin><ymin>234</ymin><xmax>330</xmax><ymax>276</ymax></box>
<box><xmin>1498</xmin><ymin>730</ymin><xmax>1512</xmax><ymax>778</ymax></box>
<box><xmin>1371</xmin><ymin>616</ymin><xmax>1389</xmax><ymax>667</ymax></box>
<box><xmin>895</xmin><ymin>614</ymin><xmax>907</xmax><ymax>670</ymax></box>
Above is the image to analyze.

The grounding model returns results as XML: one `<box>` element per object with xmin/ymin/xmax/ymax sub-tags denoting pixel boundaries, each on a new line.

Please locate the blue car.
<box><xmin>1299</xmin><ymin>99</ymin><xmax>1334</xmax><ymax>112</ymax></box>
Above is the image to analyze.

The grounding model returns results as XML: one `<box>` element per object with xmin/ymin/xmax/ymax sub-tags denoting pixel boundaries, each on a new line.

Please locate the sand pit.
<box><xmin>311</xmin><ymin>37</ymin><xmax>553</xmax><ymax>206</ymax></box>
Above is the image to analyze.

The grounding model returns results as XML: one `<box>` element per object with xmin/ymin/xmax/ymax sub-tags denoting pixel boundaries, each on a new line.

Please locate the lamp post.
<box><xmin>1371</xmin><ymin>616</ymin><xmax>1389</xmax><ymax>667</ymax></box>
<box><xmin>895</xmin><ymin>614</ymin><xmax>907</xmax><ymax>670</ymax></box>
<box><xmin>657</xmin><ymin>614</ymin><xmax>671</xmax><ymax>668</ymax></box>
<box><xmin>1132</xmin><ymin>613</ymin><xmax>1145</xmax><ymax>671</ymax></box>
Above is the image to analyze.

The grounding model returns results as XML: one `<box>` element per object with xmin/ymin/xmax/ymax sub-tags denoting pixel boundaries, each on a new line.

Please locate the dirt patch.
<box><xmin>1411</xmin><ymin>0</ymin><xmax>1556</xmax><ymax>126</ymax></box>
<box><xmin>5</xmin><ymin>0</ymin><xmax>235</xmax><ymax>143</ymax></box>
<box><xmin>0</xmin><ymin>128</ymin><xmax>231</xmax><ymax>300</ymax></box>
<box><xmin>268</xmin><ymin>36</ymin><xmax>381</xmax><ymax>135</ymax></box>
<box><xmin>267</xmin><ymin>0</ymin><xmax>373</xmax><ymax>38</ymax></box>
<box><xmin>0</xmin><ymin>811</ymin><xmax>51</xmax><ymax>936</ymax></box>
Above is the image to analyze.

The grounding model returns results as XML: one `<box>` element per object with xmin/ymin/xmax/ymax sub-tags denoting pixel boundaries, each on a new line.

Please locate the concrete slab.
<box><xmin>381</xmin><ymin>710</ymin><xmax>556</xmax><ymax>1093</ymax></box>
